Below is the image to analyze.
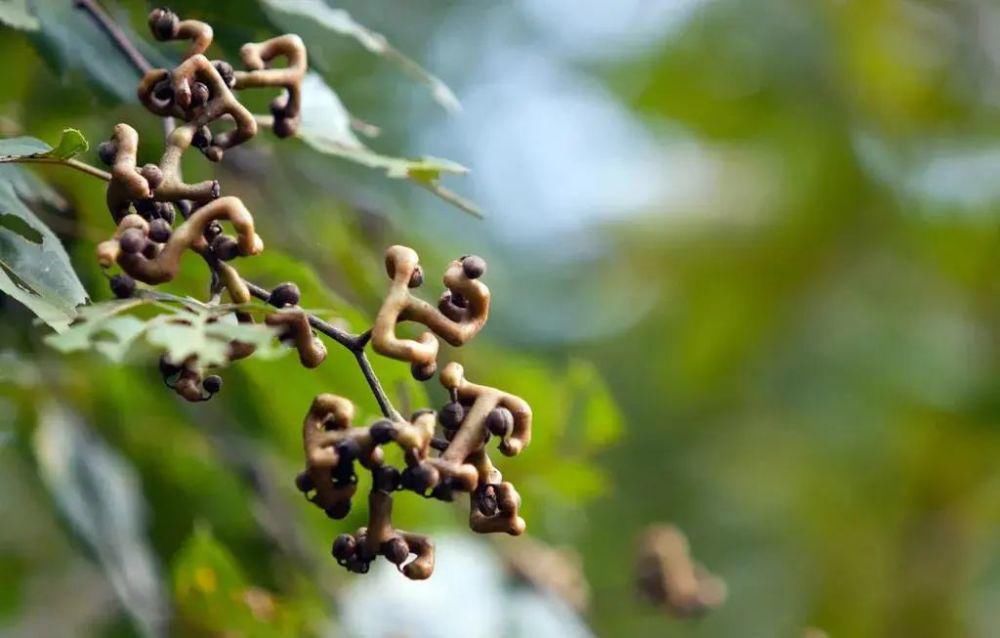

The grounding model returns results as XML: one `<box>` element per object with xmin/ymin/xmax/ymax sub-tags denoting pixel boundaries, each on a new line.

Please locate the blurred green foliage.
<box><xmin>1</xmin><ymin>1</ymin><xmax>999</xmax><ymax>637</ymax></box>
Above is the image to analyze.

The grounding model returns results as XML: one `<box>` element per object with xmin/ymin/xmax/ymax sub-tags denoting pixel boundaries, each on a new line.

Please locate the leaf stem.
<box><xmin>0</xmin><ymin>156</ymin><xmax>111</xmax><ymax>182</ymax></box>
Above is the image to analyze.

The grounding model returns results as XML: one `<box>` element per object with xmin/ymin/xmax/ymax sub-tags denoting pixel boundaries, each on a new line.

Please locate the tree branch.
<box><xmin>73</xmin><ymin>0</ymin><xmax>153</xmax><ymax>74</ymax></box>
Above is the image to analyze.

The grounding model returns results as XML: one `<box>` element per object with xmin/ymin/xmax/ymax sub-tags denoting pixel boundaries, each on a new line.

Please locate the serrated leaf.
<box><xmin>0</xmin><ymin>179</ymin><xmax>88</xmax><ymax>331</ymax></box>
<box><xmin>261</xmin><ymin>0</ymin><xmax>460</xmax><ymax>113</ymax></box>
<box><xmin>296</xmin><ymin>72</ymin><xmax>482</xmax><ymax>216</ymax></box>
<box><xmin>0</xmin><ymin>0</ymin><xmax>38</xmax><ymax>31</ymax></box>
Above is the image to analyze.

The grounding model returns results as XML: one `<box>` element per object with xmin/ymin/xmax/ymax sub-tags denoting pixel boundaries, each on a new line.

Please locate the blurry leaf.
<box><xmin>0</xmin><ymin>129</ymin><xmax>88</xmax><ymax>161</ymax></box>
<box><xmin>0</xmin><ymin>212</ymin><xmax>42</xmax><ymax>243</ymax></box>
<box><xmin>0</xmin><ymin>136</ymin><xmax>50</xmax><ymax>157</ymax></box>
<box><xmin>0</xmin><ymin>0</ymin><xmax>39</xmax><ymax>31</ymax></box>
<box><xmin>297</xmin><ymin>72</ymin><xmax>482</xmax><ymax>216</ymax></box>
<box><xmin>261</xmin><ymin>0</ymin><xmax>460</xmax><ymax>113</ymax></box>
<box><xmin>47</xmin><ymin>128</ymin><xmax>88</xmax><ymax>160</ymax></box>
<box><xmin>566</xmin><ymin>359</ymin><xmax>624</xmax><ymax>451</ymax></box>
<box><xmin>0</xmin><ymin>180</ymin><xmax>88</xmax><ymax>331</ymax></box>
<box><xmin>27</xmin><ymin>1</ymin><xmax>169</xmax><ymax>102</ymax></box>
<box><xmin>33</xmin><ymin>402</ymin><xmax>169</xmax><ymax>638</ymax></box>
<box><xmin>47</xmin><ymin>298</ymin><xmax>284</xmax><ymax>367</ymax></box>
<box><xmin>173</xmin><ymin>526</ymin><xmax>303</xmax><ymax>637</ymax></box>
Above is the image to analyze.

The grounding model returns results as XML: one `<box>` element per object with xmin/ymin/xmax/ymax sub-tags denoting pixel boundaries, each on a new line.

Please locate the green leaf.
<box><xmin>296</xmin><ymin>72</ymin><xmax>482</xmax><ymax>217</ymax></box>
<box><xmin>566</xmin><ymin>359</ymin><xmax>624</xmax><ymax>451</ymax></box>
<box><xmin>46</xmin><ymin>298</ymin><xmax>284</xmax><ymax>367</ymax></box>
<box><xmin>47</xmin><ymin>128</ymin><xmax>88</xmax><ymax>160</ymax></box>
<box><xmin>0</xmin><ymin>179</ymin><xmax>88</xmax><ymax>331</ymax></box>
<box><xmin>33</xmin><ymin>402</ymin><xmax>168</xmax><ymax>637</ymax></box>
<box><xmin>0</xmin><ymin>0</ymin><xmax>39</xmax><ymax>31</ymax></box>
<box><xmin>0</xmin><ymin>129</ymin><xmax>89</xmax><ymax>161</ymax></box>
<box><xmin>0</xmin><ymin>136</ymin><xmax>50</xmax><ymax>158</ymax></box>
<box><xmin>261</xmin><ymin>0</ymin><xmax>460</xmax><ymax>113</ymax></box>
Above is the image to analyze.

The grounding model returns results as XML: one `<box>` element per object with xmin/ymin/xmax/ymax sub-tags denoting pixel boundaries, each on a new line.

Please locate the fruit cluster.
<box><xmin>87</xmin><ymin>8</ymin><xmax>533</xmax><ymax>580</ymax></box>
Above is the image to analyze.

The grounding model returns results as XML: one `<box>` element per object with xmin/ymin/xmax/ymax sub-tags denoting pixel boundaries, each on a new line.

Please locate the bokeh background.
<box><xmin>1</xmin><ymin>0</ymin><xmax>999</xmax><ymax>637</ymax></box>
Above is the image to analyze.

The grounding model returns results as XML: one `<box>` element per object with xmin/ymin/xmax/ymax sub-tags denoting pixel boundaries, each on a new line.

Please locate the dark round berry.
<box><xmin>203</xmin><ymin>375</ymin><xmax>223</xmax><ymax>394</ymax></box>
<box><xmin>148</xmin><ymin>218</ymin><xmax>172</xmax><ymax>243</ymax></box>
<box><xmin>451</xmin><ymin>292</ymin><xmax>469</xmax><ymax>308</ymax></box>
<box><xmin>486</xmin><ymin>406</ymin><xmax>514</xmax><ymax>437</ymax></box>
<box><xmin>369</xmin><ymin>419</ymin><xmax>396</xmax><ymax>444</ymax></box>
<box><xmin>139</xmin><ymin>164</ymin><xmax>163</xmax><ymax>190</ymax></box>
<box><xmin>203</xmin><ymin>220</ymin><xmax>223</xmax><ymax>241</ymax></box>
<box><xmin>431</xmin><ymin>479</ymin><xmax>455</xmax><ymax>502</ymax></box>
<box><xmin>268</xmin><ymin>282</ymin><xmax>300</xmax><ymax>308</ymax></box>
<box><xmin>336</xmin><ymin>438</ymin><xmax>360</xmax><ymax>462</ymax></box>
<box><xmin>324</xmin><ymin>500</ymin><xmax>351</xmax><ymax>519</ymax></box>
<box><xmin>209</xmin><ymin>180</ymin><xmax>221</xmax><ymax>199</ymax></box>
<box><xmin>158</xmin><ymin>355</ymin><xmax>181</xmax><ymax>378</ymax></box>
<box><xmin>192</xmin><ymin>126</ymin><xmax>212</xmax><ymax>149</ymax></box>
<box><xmin>155</xmin><ymin>202</ymin><xmax>176</xmax><ymax>225</ymax></box>
<box><xmin>149</xmin><ymin>7</ymin><xmax>179</xmax><ymax>40</ymax></box>
<box><xmin>190</xmin><ymin>82</ymin><xmax>210</xmax><ymax>107</ymax></box>
<box><xmin>345</xmin><ymin>556</ymin><xmax>370</xmax><ymax>574</ymax></box>
<box><xmin>439</xmin><ymin>402</ymin><xmax>464</xmax><ymax>431</ymax></box>
<box><xmin>134</xmin><ymin>198</ymin><xmax>156</xmax><ymax>218</ymax></box>
<box><xmin>408</xmin><ymin>266</ymin><xmax>424</xmax><ymax>288</ymax></box>
<box><xmin>97</xmin><ymin>141</ymin><xmax>117</xmax><ymax>166</ymax></box>
<box><xmin>141</xmin><ymin>240</ymin><xmax>159</xmax><ymax>259</ymax></box>
<box><xmin>372</xmin><ymin>466</ymin><xmax>401</xmax><ymax>492</ymax></box>
<box><xmin>212</xmin><ymin>60</ymin><xmax>235</xmax><ymax>88</ymax></box>
<box><xmin>382</xmin><ymin>537</ymin><xmax>409</xmax><ymax>565</ymax></box>
<box><xmin>211</xmin><ymin>234</ymin><xmax>239</xmax><ymax>261</ymax></box>
<box><xmin>119</xmin><ymin>228</ymin><xmax>146</xmax><ymax>254</ymax></box>
<box><xmin>272</xmin><ymin>116</ymin><xmax>295</xmax><ymax>139</ymax></box>
<box><xmin>401</xmin><ymin>464</ymin><xmax>438</xmax><ymax>494</ymax></box>
<box><xmin>177</xmin><ymin>200</ymin><xmax>192</xmax><ymax>219</ymax></box>
<box><xmin>109</xmin><ymin>274</ymin><xmax>135</xmax><ymax>299</ymax></box>
<box><xmin>152</xmin><ymin>79</ymin><xmax>174</xmax><ymax>102</ymax></box>
<box><xmin>462</xmin><ymin>255</ymin><xmax>487</xmax><ymax>279</ymax></box>
<box><xmin>476</xmin><ymin>484</ymin><xmax>499</xmax><ymax>516</ymax></box>
<box><xmin>411</xmin><ymin>360</ymin><xmax>437</xmax><ymax>381</ymax></box>
<box><xmin>331</xmin><ymin>534</ymin><xmax>356</xmax><ymax>561</ymax></box>
<box><xmin>294</xmin><ymin>471</ymin><xmax>314</xmax><ymax>493</ymax></box>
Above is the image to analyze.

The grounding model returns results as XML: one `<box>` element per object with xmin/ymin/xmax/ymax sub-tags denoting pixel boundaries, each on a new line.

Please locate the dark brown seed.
<box><xmin>211</xmin><ymin>234</ymin><xmax>239</xmax><ymax>261</ymax></box>
<box><xmin>336</xmin><ymin>438</ymin><xmax>360</xmax><ymax>462</ymax></box>
<box><xmin>97</xmin><ymin>141</ymin><xmax>117</xmax><ymax>166</ymax></box>
<box><xmin>212</xmin><ymin>60</ymin><xmax>235</xmax><ymax>87</ymax></box>
<box><xmin>462</xmin><ymin>255</ymin><xmax>487</xmax><ymax>279</ymax></box>
<box><xmin>119</xmin><ymin>228</ymin><xmax>146</xmax><ymax>254</ymax></box>
<box><xmin>142</xmin><ymin>240</ymin><xmax>159</xmax><ymax>259</ymax></box>
<box><xmin>156</xmin><ymin>202</ymin><xmax>176</xmax><ymax>225</ymax></box>
<box><xmin>486</xmin><ymin>406</ymin><xmax>514</xmax><ymax>437</ymax></box>
<box><xmin>383</xmin><ymin>537</ymin><xmax>409</xmax><ymax>565</ymax></box>
<box><xmin>372</xmin><ymin>466</ymin><xmax>401</xmax><ymax>492</ymax></box>
<box><xmin>148</xmin><ymin>218</ymin><xmax>172</xmax><ymax>243</ymax></box>
<box><xmin>369</xmin><ymin>420</ymin><xmax>396</xmax><ymax>444</ymax></box>
<box><xmin>411</xmin><ymin>360</ymin><xmax>437</xmax><ymax>381</ymax></box>
<box><xmin>439</xmin><ymin>402</ymin><xmax>464</xmax><ymax>430</ymax></box>
<box><xmin>325</xmin><ymin>500</ymin><xmax>351</xmax><ymax>519</ymax></box>
<box><xmin>203</xmin><ymin>375</ymin><xmax>222</xmax><ymax>394</ymax></box>
<box><xmin>109</xmin><ymin>274</ymin><xmax>135</xmax><ymax>299</ymax></box>
<box><xmin>203</xmin><ymin>220</ymin><xmax>223</xmax><ymax>241</ymax></box>
<box><xmin>149</xmin><ymin>7</ymin><xmax>179</xmax><ymax>40</ymax></box>
<box><xmin>408</xmin><ymin>266</ymin><xmax>424</xmax><ymax>288</ymax></box>
<box><xmin>190</xmin><ymin>82</ymin><xmax>210</xmax><ymax>107</ymax></box>
<box><xmin>272</xmin><ymin>117</ymin><xmax>296</xmax><ymax>139</ymax></box>
<box><xmin>268</xmin><ymin>282</ymin><xmax>300</xmax><ymax>308</ymax></box>
<box><xmin>332</xmin><ymin>534</ymin><xmax>356</xmax><ymax>560</ymax></box>
<box><xmin>294</xmin><ymin>471</ymin><xmax>314</xmax><ymax>493</ymax></box>
<box><xmin>192</xmin><ymin>126</ymin><xmax>212</xmax><ymax>149</ymax></box>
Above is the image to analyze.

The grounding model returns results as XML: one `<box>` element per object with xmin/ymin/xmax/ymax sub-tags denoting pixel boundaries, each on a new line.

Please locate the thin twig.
<box><xmin>76</xmin><ymin>0</ymin><xmax>401</xmax><ymax>420</ymax></box>
<box><xmin>73</xmin><ymin>0</ymin><xmax>153</xmax><ymax>74</ymax></box>
<box><xmin>0</xmin><ymin>156</ymin><xmax>111</xmax><ymax>181</ymax></box>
